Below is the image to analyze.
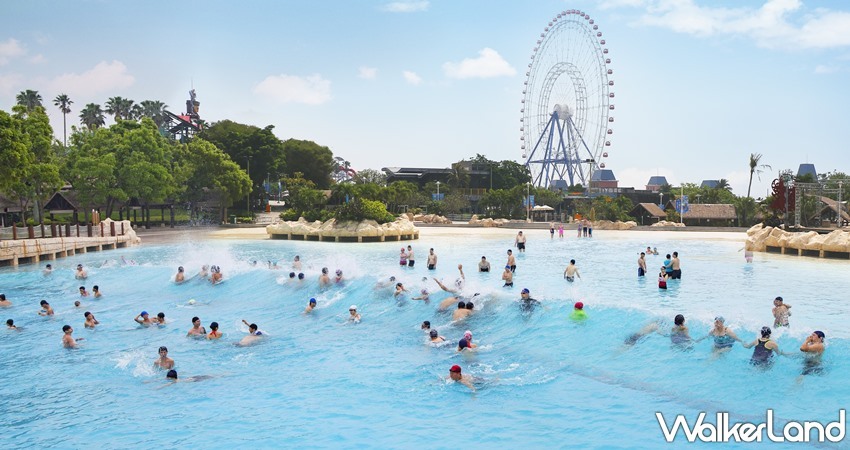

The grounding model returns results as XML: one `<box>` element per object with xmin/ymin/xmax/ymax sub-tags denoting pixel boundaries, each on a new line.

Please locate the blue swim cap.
<box><xmin>140</xmin><ymin>311</ymin><xmax>148</xmax><ymax>316</ymax></box>
<box><xmin>309</xmin><ymin>298</ymin><xmax>316</xmax><ymax>304</ymax></box>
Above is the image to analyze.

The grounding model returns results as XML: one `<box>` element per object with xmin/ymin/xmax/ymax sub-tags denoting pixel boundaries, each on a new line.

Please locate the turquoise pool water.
<box><xmin>1</xmin><ymin>229</ymin><xmax>848</xmax><ymax>448</ymax></box>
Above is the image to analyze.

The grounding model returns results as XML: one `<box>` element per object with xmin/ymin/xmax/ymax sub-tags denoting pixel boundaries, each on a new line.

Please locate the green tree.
<box><xmin>385</xmin><ymin>181</ymin><xmax>420</xmax><ymax>213</ymax></box>
<box><xmin>747</xmin><ymin>153</ymin><xmax>771</xmax><ymax>198</ymax></box>
<box><xmin>79</xmin><ymin>103</ymin><xmax>105</xmax><ymax>130</ymax></box>
<box><xmin>589</xmin><ymin>195</ymin><xmax>633</xmax><ymax>222</ymax></box>
<box><xmin>283</xmin><ymin>173</ymin><xmax>326</xmax><ymax>218</ymax></box>
<box><xmin>139</xmin><ymin>100</ymin><xmax>168</xmax><ymax>127</ymax></box>
<box><xmin>53</xmin><ymin>94</ymin><xmax>73</xmax><ymax>147</ymax></box>
<box><xmin>175</xmin><ymin>138</ymin><xmax>251</xmax><ymax>222</ymax></box>
<box><xmin>447</xmin><ymin>162</ymin><xmax>470</xmax><ymax>189</ymax></box>
<box><xmin>354</xmin><ymin>168</ymin><xmax>387</xmax><ymax>185</ymax></box>
<box><xmin>105</xmin><ymin>96</ymin><xmax>136</xmax><ymax>121</ymax></box>
<box><xmin>16</xmin><ymin>89</ymin><xmax>43</xmax><ymax>112</ymax></box>
<box><xmin>282</xmin><ymin>139</ymin><xmax>334</xmax><ymax>189</ymax></box>
<box><xmin>0</xmin><ymin>110</ymin><xmax>33</xmax><ymax>195</ymax></box>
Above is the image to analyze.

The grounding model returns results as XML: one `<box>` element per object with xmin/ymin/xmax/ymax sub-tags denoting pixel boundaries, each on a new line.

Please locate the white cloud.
<box><xmin>442</xmin><ymin>48</ymin><xmax>517</xmax><ymax>79</ymax></box>
<box><xmin>814</xmin><ymin>64</ymin><xmax>838</xmax><ymax>74</ymax></box>
<box><xmin>47</xmin><ymin>60</ymin><xmax>135</xmax><ymax>98</ymax></box>
<box><xmin>621</xmin><ymin>0</ymin><xmax>850</xmax><ymax>50</ymax></box>
<box><xmin>382</xmin><ymin>1</ymin><xmax>429</xmax><ymax>13</ymax></box>
<box><xmin>0</xmin><ymin>38</ymin><xmax>26</xmax><ymax>65</ymax></box>
<box><xmin>402</xmin><ymin>71</ymin><xmax>422</xmax><ymax>85</ymax></box>
<box><xmin>0</xmin><ymin>73</ymin><xmax>23</xmax><ymax>96</ymax></box>
<box><xmin>600</xmin><ymin>0</ymin><xmax>647</xmax><ymax>9</ymax></box>
<box><xmin>253</xmin><ymin>74</ymin><xmax>332</xmax><ymax>105</ymax></box>
<box><xmin>359</xmin><ymin>66</ymin><xmax>377</xmax><ymax>79</ymax></box>
<box><xmin>28</xmin><ymin>54</ymin><xmax>46</xmax><ymax>64</ymax></box>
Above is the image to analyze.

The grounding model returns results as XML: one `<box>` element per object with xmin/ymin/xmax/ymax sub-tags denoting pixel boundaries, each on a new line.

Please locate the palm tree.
<box><xmin>747</xmin><ymin>153</ymin><xmax>772</xmax><ymax>198</ymax></box>
<box><xmin>79</xmin><ymin>103</ymin><xmax>106</xmax><ymax>131</ymax></box>
<box><xmin>105</xmin><ymin>96</ymin><xmax>135</xmax><ymax>121</ymax></box>
<box><xmin>139</xmin><ymin>100</ymin><xmax>168</xmax><ymax>126</ymax></box>
<box><xmin>715</xmin><ymin>178</ymin><xmax>732</xmax><ymax>191</ymax></box>
<box><xmin>16</xmin><ymin>89</ymin><xmax>43</xmax><ymax>112</ymax></box>
<box><xmin>53</xmin><ymin>94</ymin><xmax>73</xmax><ymax>147</ymax></box>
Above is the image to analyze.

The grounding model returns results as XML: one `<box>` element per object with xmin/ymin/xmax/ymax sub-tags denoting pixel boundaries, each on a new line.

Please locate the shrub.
<box><xmin>280</xmin><ymin>210</ymin><xmax>300</xmax><ymax>221</ymax></box>
<box><xmin>361</xmin><ymin>199</ymin><xmax>395</xmax><ymax>224</ymax></box>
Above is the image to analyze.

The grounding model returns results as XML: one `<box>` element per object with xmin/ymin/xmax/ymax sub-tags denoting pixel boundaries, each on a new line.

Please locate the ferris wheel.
<box><xmin>520</xmin><ymin>9</ymin><xmax>613</xmax><ymax>190</ymax></box>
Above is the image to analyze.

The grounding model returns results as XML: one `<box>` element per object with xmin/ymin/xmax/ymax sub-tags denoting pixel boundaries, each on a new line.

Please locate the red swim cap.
<box><xmin>450</xmin><ymin>365</ymin><xmax>462</xmax><ymax>373</ymax></box>
<box><xmin>574</xmin><ymin>302</ymin><xmax>584</xmax><ymax>309</ymax></box>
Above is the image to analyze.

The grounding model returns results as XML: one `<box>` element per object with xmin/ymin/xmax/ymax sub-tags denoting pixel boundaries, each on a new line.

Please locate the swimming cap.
<box><xmin>715</xmin><ymin>316</ymin><xmax>725</xmax><ymax>323</ymax></box>
<box><xmin>574</xmin><ymin>302</ymin><xmax>583</xmax><ymax>310</ymax></box>
<box><xmin>464</xmin><ymin>330</ymin><xmax>472</xmax><ymax>339</ymax></box>
<box><xmin>814</xmin><ymin>330</ymin><xmax>825</xmax><ymax>339</ymax></box>
<box><xmin>141</xmin><ymin>311</ymin><xmax>148</xmax><ymax>316</ymax></box>
<box><xmin>450</xmin><ymin>365</ymin><xmax>462</xmax><ymax>373</ymax></box>
<box><xmin>521</xmin><ymin>288</ymin><xmax>529</xmax><ymax>294</ymax></box>
<box><xmin>349</xmin><ymin>305</ymin><xmax>357</xmax><ymax>310</ymax></box>
<box><xmin>775</xmin><ymin>296</ymin><xmax>783</xmax><ymax>302</ymax></box>
<box><xmin>289</xmin><ymin>272</ymin><xmax>296</xmax><ymax>278</ymax></box>
<box><xmin>505</xmin><ymin>265</ymin><xmax>511</xmax><ymax>269</ymax></box>
<box><xmin>430</xmin><ymin>329</ymin><xmax>438</xmax><ymax>338</ymax></box>
<box><xmin>309</xmin><ymin>298</ymin><xmax>316</xmax><ymax>304</ymax></box>
<box><xmin>298</xmin><ymin>273</ymin><xmax>304</xmax><ymax>279</ymax></box>
<box><xmin>760</xmin><ymin>326</ymin><xmax>771</xmax><ymax>337</ymax></box>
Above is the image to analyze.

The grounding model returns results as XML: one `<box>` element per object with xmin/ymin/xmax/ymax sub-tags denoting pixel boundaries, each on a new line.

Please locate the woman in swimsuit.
<box><xmin>743</xmin><ymin>326</ymin><xmax>784</xmax><ymax>366</ymax></box>
<box><xmin>696</xmin><ymin>316</ymin><xmax>741</xmax><ymax>352</ymax></box>
<box><xmin>206</xmin><ymin>321</ymin><xmax>222</xmax><ymax>340</ymax></box>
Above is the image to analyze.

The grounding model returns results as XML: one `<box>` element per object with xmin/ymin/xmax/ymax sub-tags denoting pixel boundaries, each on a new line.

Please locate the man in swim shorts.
<box><xmin>92</xmin><ymin>285</ymin><xmax>102</xmax><ymax>298</ymax></box>
<box><xmin>319</xmin><ymin>268</ymin><xmax>331</xmax><ymax>287</ymax></box>
<box><xmin>407</xmin><ymin>245</ymin><xmax>415</xmax><ymax>267</ymax></box>
<box><xmin>187</xmin><ymin>316</ymin><xmax>206</xmax><ymax>337</ymax></box>
<box><xmin>427</xmin><ymin>248</ymin><xmax>437</xmax><ymax>270</ymax></box>
<box><xmin>135</xmin><ymin>311</ymin><xmax>153</xmax><ymax>326</ymax></box>
<box><xmin>772</xmin><ymin>296</ymin><xmax>791</xmax><ymax>327</ymax></box>
<box><xmin>563</xmin><ymin>259</ymin><xmax>581</xmax><ymax>282</ymax></box>
<box><xmin>0</xmin><ymin>294</ymin><xmax>11</xmax><ymax>307</ymax></box>
<box><xmin>637</xmin><ymin>252</ymin><xmax>647</xmax><ymax>277</ymax></box>
<box><xmin>502</xmin><ymin>266</ymin><xmax>513</xmax><ymax>287</ymax></box>
<box><xmin>39</xmin><ymin>300</ymin><xmax>54</xmax><ymax>316</ymax></box>
<box><xmin>447</xmin><ymin>364</ymin><xmax>475</xmax><ymax>391</ymax></box>
<box><xmin>239</xmin><ymin>320</ymin><xmax>265</xmax><ymax>345</ymax></box>
<box><xmin>506</xmin><ymin>249</ymin><xmax>516</xmax><ymax>273</ymax></box>
<box><xmin>478</xmin><ymin>256</ymin><xmax>490</xmax><ymax>272</ymax></box>
<box><xmin>75</xmin><ymin>264</ymin><xmax>88</xmax><ymax>279</ymax></box>
<box><xmin>175</xmin><ymin>266</ymin><xmax>185</xmax><ymax>283</ymax></box>
<box><xmin>799</xmin><ymin>330</ymin><xmax>825</xmax><ymax>376</ymax></box>
<box><xmin>452</xmin><ymin>301</ymin><xmax>471</xmax><ymax>321</ymax></box>
<box><xmin>429</xmin><ymin>329</ymin><xmax>446</xmax><ymax>343</ymax></box>
<box><xmin>79</xmin><ymin>286</ymin><xmax>89</xmax><ymax>297</ymax></box>
<box><xmin>515</xmin><ymin>231</ymin><xmax>526</xmax><ymax>252</ymax></box>
<box><xmin>62</xmin><ymin>325</ymin><xmax>83</xmax><ymax>348</ymax></box>
<box><xmin>670</xmin><ymin>252</ymin><xmax>682</xmax><ymax>279</ymax></box>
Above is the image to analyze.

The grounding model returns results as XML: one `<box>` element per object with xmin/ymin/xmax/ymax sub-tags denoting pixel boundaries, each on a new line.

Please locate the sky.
<box><xmin>2</xmin><ymin>0</ymin><xmax>849</xmax><ymax>198</ymax></box>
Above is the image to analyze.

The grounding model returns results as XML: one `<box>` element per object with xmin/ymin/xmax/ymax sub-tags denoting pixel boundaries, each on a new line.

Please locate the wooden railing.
<box><xmin>0</xmin><ymin>222</ymin><xmax>127</xmax><ymax>241</ymax></box>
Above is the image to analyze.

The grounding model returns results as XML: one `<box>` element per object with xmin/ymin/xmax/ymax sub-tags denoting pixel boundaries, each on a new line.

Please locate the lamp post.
<box><xmin>659</xmin><ymin>192</ymin><xmax>664</xmax><ymax>208</ymax></box>
<box><xmin>436</xmin><ymin>181</ymin><xmax>441</xmax><ymax>199</ymax></box>
<box><xmin>526</xmin><ymin>182</ymin><xmax>531</xmax><ymax>222</ymax></box>
<box><xmin>583</xmin><ymin>158</ymin><xmax>596</xmax><ymax>196</ymax></box>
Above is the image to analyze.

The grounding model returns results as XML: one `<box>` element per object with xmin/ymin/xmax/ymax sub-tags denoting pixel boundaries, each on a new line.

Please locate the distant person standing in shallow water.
<box><xmin>670</xmin><ymin>252</ymin><xmax>682</xmax><ymax>279</ymax></box>
<box><xmin>515</xmin><ymin>231</ymin><xmax>526</xmax><ymax>252</ymax></box>
<box><xmin>399</xmin><ymin>247</ymin><xmax>408</xmax><ymax>267</ymax></box>
<box><xmin>745</xmin><ymin>250</ymin><xmax>754</xmax><ymax>263</ymax></box>
<box><xmin>549</xmin><ymin>223</ymin><xmax>555</xmax><ymax>238</ymax></box>
<box><xmin>773</xmin><ymin>296</ymin><xmax>791</xmax><ymax>327</ymax></box>
<box><xmin>563</xmin><ymin>259</ymin><xmax>580</xmax><ymax>282</ymax></box>
<box><xmin>558</xmin><ymin>223</ymin><xmax>564</xmax><ymax>238</ymax></box>
<box><xmin>407</xmin><ymin>245</ymin><xmax>415</xmax><ymax>268</ymax></box>
<box><xmin>427</xmin><ymin>248</ymin><xmax>437</xmax><ymax>270</ymax></box>
<box><xmin>638</xmin><ymin>252</ymin><xmax>647</xmax><ymax>277</ymax></box>
<box><xmin>658</xmin><ymin>268</ymin><xmax>668</xmax><ymax>290</ymax></box>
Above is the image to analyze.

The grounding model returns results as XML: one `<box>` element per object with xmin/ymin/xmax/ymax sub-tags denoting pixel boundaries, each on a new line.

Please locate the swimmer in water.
<box><xmin>457</xmin><ymin>330</ymin><xmax>477</xmax><ymax>351</ymax></box>
<box><xmin>799</xmin><ymin>330</ymin><xmax>826</xmax><ymax>377</ymax></box>
<box><xmin>421</xmin><ymin>321</ymin><xmax>431</xmax><ymax>331</ymax></box>
<box><xmin>478</xmin><ymin>256</ymin><xmax>490</xmax><ymax>272</ymax></box>
<box><xmin>772</xmin><ymin>296</ymin><xmax>791</xmax><ymax>327</ymax></box>
<box><xmin>43</xmin><ymin>264</ymin><xmax>53</xmax><ymax>276</ymax></box>
<box><xmin>393</xmin><ymin>282</ymin><xmax>408</xmax><ymax>298</ymax></box>
<box><xmin>161</xmin><ymin>370</ymin><xmax>214</xmax><ymax>386</ymax></box>
<box><xmin>434</xmin><ymin>278</ymin><xmax>459</xmax><ymax>294</ymax></box>
<box><xmin>154</xmin><ymin>312</ymin><xmax>167</xmax><ymax>325</ymax></box>
<box><xmin>515</xmin><ymin>231</ymin><xmax>526</xmax><ymax>252</ymax></box>
<box><xmin>637</xmin><ymin>252</ymin><xmax>647</xmax><ymax>277</ymax></box>
<box><xmin>519</xmin><ymin>288</ymin><xmax>540</xmax><ymax>312</ymax></box>
<box><xmin>187</xmin><ymin>316</ymin><xmax>206</xmax><ymax>337</ymax></box>
<box><xmin>319</xmin><ymin>267</ymin><xmax>331</xmax><ymax>287</ymax></box>
<box><xmin>0</xmin><ymin>293</ymin><xmax>11</xmax><ymax>307</ymax></box>
<box><xmin>84</xmin><ymin>311</ymin><xmax>99</xmax><ymax>329</ymax></box>
<box><xmin>452</xmin><ymin>301</ymin><xmax>471</xmax><ymax>321</ymax></box>
<box><xmin>742</xmin><ymin>326</ymin><xmax>786</xmax><ymax>366</ymax></box>
<box><xmin>198</xmin><ymin>265</ymin><xmax>210</xmax><ymax>279</ymax></box>
<box><xmin>563</xmin><ymin>259</ymin><xmax>581</xmax><ymax>282</ymax></box>
<box><xmin>39</xmin><ymin>300</ymin><xmax>54</xmax><ymax>316</ymax></box>
<box><xmin>79</xmin><ymin>286</ymin><xmax>89</xmax><ymax>297</ymax></box>
<box><xmin>154</xmin><ymin>346</ymin><xmax>174</xmax><ymax>370</ymax></box>
<box><xmin>134</xmin><ymin>311</ymin><xmax>153</xmax><ymax>327</ymax></box>
<box><xmin>399</xmin><ymin>247</ymin><xmax>408</xmax><ymax>267</ymax></box>
<box><xmin>298</xmin><ymin>273</ymin><xmax>305</xmax><ymax>282</ymax></box>
<box><xmin>207</xmin><ymin>322</ymin><xmax>222</xmax><ymax>340</ymax></box>
<box><xmin>92</xmin><ymin>285</ymin><xmax>102</xmax><ymax>298</ymax></box>
<box><xmin>74</xmin><ymin>300</ymin><xmax>81</xmax><ymax>308</ymax></box>
<box><xmin>695</xmin><ymin>317</ymin><xmax>741</xmax><ymax>352</ymax></box>
<box><xmin>348</xmin><ymin>305</ymin><xmax>361</xmax><ymax>324</ymax></box>
<box><xmin>427</xmin><ymin>248</ymin><xmax>437</xmax><ymax>270</ymax></box>
<box><xmin>502</xmin><ymin>265</ymin><xmax>513</xmax><ymax>288</ymax></box>
<box><xmin>210</xmin><ymin>266</ymin><xmax>223</xmax><ymax>285</ymax></box>
<box><xmin>623</xmin><ymin>321</ymin><xmax>661</xmax><ymax>346</ymax></box>
<box><xmin>506</xmin><ymin>249</ymin><xmax>516</xmax><ymax>273</ymax></box>
<box><xmin>407</xmin><ymin>245</ymin><xmax>415</xmax><ymax>268</ymax></box>
<box><xmin>447</xmin><ymin>365</ymin><xmax>475</xmax><ymax>391</ymax></box>
<box><xmin>62</xmin><ymin>325</ymin><xmax>83</xmax><ymax>348</ymax></box>
<box><xmin>669</xmin><ymin>314</ymin><xmax>692</xmax><ymax>348</ymax></box>
<box><xmin>75</xmin><ymin>264</ymin><xmax>88</xmax><ymax>279</ymax></box>
<box><xmin>7</xmin><ymin>318</ymin><xmax>20</xmax><ymax>330</ymax></box>
<box><xmin>411</xmin><ymin>289</ymin><xmax>430</xmax><ymax>302</ymax></box>
<box><xmin>375</xmin><ymin>276</ymin><xmax>397</xmax><ymax>290</ymax></box>
<box><xmin>334</xmin><ymin>269</ymin><xmax>344</xmax><ymax>283</ymax></box>
<box><xmin>292</xmin><ymin>255</ymin><xmax>302</xmax><ymax>271</ymax></box>
<box><xmin>239</xmin><ymin>319</ymin><xmax>264</xmax><ymax>346</ymax></box>
<box><xmin>175</xmin><ymin>266</ymin><xmax>185</xmax><ymax>283</ymax></box>
<box><xmin>569</xmin><ymin>301</ymin><xmax>587</xmax><ymax>321</ymax></box>
<box><xmin>658</xmin><ymin>267</ymin><xmax>668</xmax><ymax>289</ymax></box>
<box><xmin>304</xmin><ymin>298</ymin><xmax>317</xmax><ymax>314</ymax></box>
<box><xmin>429</xmin><ymin>329</ymin><xmax>446</xmax><ymax>343</ymax></box>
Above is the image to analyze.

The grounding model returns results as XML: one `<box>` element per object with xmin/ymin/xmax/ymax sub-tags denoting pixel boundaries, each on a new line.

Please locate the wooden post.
<box><xmin>40</xmin><ymin>223</ymin><xmax>46</xmax><ymax>238</ymax></box>
<box><xmin>87</xmin><ymin>224</ymin><xmax>92</xmax><ymax>237</ymax></box>
<box><xmin>66</xmin><ymin>224</ymin><xmax>71</xmax><ymax>237</ymax></box>
<box><xmin>110</xmin><ymin>222</ymin><xmax>116</xmax><ymax>237</ymax></box>
<box><xmin>100</xmin><ymin>222</ymin><xmax>104</xmax><ymax>237</ymax></box>
<box><xmin>12</xmin><ymin>225</ymin><xmax>17</xmax><ymax>240</ymax></box>
<box><xmin>27</xmin><ymin>225</ymin><xmax>34</xmax><ymax>239</ymax></box>
<box><xmin>121</xmin><ymin>222</ymin><xmax>125</xmax><ymax>235</ymax></box>
<box><xmin>51</xmin><ymin>224</ymin><xmax>56</xmax><ymax>237</ymax></box>
<box><xmin>76</xmin><ymin>223</ymin><xmax>80</xmax><ymax>237</ymax></box>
